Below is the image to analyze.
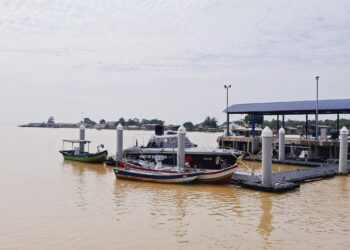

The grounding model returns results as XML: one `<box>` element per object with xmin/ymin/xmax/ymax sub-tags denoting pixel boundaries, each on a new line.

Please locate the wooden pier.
<box><xmin>230</xmin><ymin>163</ymin><xmax>350</xmax><ymax>193</ymax></box>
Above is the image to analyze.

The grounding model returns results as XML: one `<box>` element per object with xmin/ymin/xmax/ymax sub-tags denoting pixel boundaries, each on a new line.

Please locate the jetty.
<box><xmin>219</xmin><ymin>99</ymin><xmax>350</xmax><ymax>159</ymax></box>
<box><xmin>227</xmin><ymin>126</ymin><xmax>350</xmax><ymax>193</ymax></box>
<box><xmin>231</xmin><ymin>163</ymin><xmax>349</xmax><ymax>192</ymax></box>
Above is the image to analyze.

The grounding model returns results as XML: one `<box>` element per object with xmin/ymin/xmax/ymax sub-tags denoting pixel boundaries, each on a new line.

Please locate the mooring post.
<box><xmin>116</xmin><ymin>124</ymin><xmax>124</xmax><ymax>163</ymax></box>
<box><xmin>79</xmin><ymin>124</ymin><xmax>85</xmax><ymax>152</ymax></box>
<box><xmin>177</xmin><ymin>125</ymin><xmax>186</xmax><ymax>172</ymax></box>
<box><xmin>279</xmin><ymin>127</ymin><xmax>285</xmax><ymax>161</ymax></box>
<box><xmin>262</xmin><ymin>127</ymin><xmax>273</xmax><ymax>186</ymax></box>
<box><xmin>338</xmin><ymin>126</ymin><xmax>349</xmax><ymax>174</ymax></box>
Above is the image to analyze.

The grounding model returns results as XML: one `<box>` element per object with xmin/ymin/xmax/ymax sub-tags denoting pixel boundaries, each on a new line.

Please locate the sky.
<box><xmin>0</xmin><ymin>0</ymin><xmax>349</xmax><ymax>125</ymax></box>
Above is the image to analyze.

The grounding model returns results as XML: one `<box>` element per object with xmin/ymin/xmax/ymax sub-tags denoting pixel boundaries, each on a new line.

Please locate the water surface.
<box><xmin>0</xmin><ymin>127</ymin><xmax>349</xmax><ymax>249</ymax></box>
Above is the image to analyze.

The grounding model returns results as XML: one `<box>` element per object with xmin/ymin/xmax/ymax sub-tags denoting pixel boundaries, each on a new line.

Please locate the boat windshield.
<box><xmin>146</xmin><ymin>136</ymin><xmax>196</xmax><ymax>148</ymax></box>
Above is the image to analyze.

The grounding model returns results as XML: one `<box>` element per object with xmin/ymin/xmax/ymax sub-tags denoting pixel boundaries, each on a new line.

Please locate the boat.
<box><xmin>194</xmin><ymin>164</ymin><xmax>237</xmax><ymax>183</ymax></box>
<box><xmin>117</xmin><ymin>159</ymin><xmax>237</xmax><ymax>184</ymax></box>
<box><xmin>106</xmin><ymin>125</ymin><xmax>243</xmax><ymax>170</ymax></box>
<box><xmin>59</xmin><ymin>139</ymin><xmax>108</xmax><ymax>163</ymax></box>
<box><xmin>113</xmin><ymin>167</ymin><xmax>202</xmax><ymax>184</ymax></box>
<box><xmin>231</xmin><ymin>123</ymin><xmax>263</xmax><ymax>137</ymax></box>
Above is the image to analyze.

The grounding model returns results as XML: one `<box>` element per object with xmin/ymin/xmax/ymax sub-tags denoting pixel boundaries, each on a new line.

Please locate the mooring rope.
<box><xmin>231</xmin><ymin>151</ymin><xmax>256</xmax><ymax>176</ymax></box>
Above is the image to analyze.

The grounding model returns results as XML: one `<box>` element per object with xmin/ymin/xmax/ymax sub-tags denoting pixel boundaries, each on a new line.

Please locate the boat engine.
<box><xmin>155</xmin><ymin>125</ymin><xmax>164</xmax><ymax>136</ymax></box>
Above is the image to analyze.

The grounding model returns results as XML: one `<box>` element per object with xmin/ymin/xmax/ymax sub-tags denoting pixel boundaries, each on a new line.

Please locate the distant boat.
<box><xmin>117</xmin><ymin>160</ymin><xmax>237</xmax><ymax>184</ymax></box>
<box><xmin>114</xmin><ymin>167</ymin><xmax>202</xmax><ymax>184</ymax></box>
<box><xmin>59</xmin><ymin>139</ymin><xmax>108</xmax><ymax>163</ymax></box>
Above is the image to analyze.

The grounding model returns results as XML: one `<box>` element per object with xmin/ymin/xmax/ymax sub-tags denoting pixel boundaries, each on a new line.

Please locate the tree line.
<box><xmin>84</xmin><ymin>115</ymin><xmax>350</xmax><ymax>131</ymax></box>
<box><xmin>83</xmin><ymin>116</ymin><xmax>220</xmax><ymax>131</ymax></box>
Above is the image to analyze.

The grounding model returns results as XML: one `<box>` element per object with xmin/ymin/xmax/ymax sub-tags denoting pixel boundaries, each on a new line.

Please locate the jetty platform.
<box><xmin>230</xmin><ymin>163</ymin><xmax>350</xmax><ymax>193</ymax></box>
<box><xmin>244</xmin><ymin>156</ymin><xmax>326</xmax><ymax>167</ymax></box>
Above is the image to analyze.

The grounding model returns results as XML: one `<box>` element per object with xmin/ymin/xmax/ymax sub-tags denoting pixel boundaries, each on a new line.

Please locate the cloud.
<box><xmin>0</xmin><ymin>0</ymin><xmax>350</xmax><ymax>124</ymax></box>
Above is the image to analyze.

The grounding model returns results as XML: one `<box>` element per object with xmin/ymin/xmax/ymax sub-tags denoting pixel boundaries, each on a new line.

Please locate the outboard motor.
<box><xmin>155</xmin><ymin>125</ymin><xmax>164</xmax><ymax>136</ymax></box>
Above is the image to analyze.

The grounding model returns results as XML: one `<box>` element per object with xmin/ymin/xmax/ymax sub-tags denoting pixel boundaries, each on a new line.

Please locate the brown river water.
<box><xmin>0</xmin><ymin>127</ymin><xmax>349</xmax><ymax>249</ymax></box>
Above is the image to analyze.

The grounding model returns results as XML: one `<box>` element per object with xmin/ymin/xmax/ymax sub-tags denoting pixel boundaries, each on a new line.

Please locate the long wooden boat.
<box><xmin>116</xmin><ymin>160</ymin><xmax>237</xmax><ymax>184</ymax></box>
<box><xmin>60</xmin><ymin>150</ymin><xmax>108</xmax><ymax>163</ymax></box>
<box><xmin>194</xmin><ymin>164</ymin><xmax>236</xmax><ymax>184</ymax></box>
<box><xmin>114</xmin><ymin>168</ymin><xmax>202</xmax><ymax>184</ymax></box>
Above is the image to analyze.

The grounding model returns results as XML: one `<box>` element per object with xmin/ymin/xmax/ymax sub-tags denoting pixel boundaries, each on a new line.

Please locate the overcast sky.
<box><xmin>1</xmin><ymin>0</ymin><xmax>349</xmax><ymax>125</ymax></box>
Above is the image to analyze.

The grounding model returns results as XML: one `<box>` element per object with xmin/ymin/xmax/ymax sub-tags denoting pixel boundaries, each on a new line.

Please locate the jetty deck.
<box><xmin>230</xmin><ymin>163</ymin><xmax>350</xmax><ymax>193</ymax></box>
<box><xmin>244</xmin><ymin>156</ymin><xmax>326</xmax><ymax>167</ymax></box>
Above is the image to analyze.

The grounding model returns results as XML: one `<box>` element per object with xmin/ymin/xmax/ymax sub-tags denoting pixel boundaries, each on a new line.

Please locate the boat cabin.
<box><xmin>62</xmin><ymin>139</ymin><xmax>92</xmax><ymax>154</ymax></box>
<box><xmin>146</xmin><ymin>134</ymin><xmax>197</xmax><ymax>149</ymax></box>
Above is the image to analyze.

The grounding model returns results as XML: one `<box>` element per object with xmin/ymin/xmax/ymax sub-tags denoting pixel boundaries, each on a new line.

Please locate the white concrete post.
<box><xmin>262</xmin><ymin>127</ymin><xmax>273</xmax><ymax>186</ymax></box>
<box><xmin>116</xmin><ymin>124</ymin><xmax>123</xmax><ymax>162</ymax></box>
<box><xmin>177</xmin><ymin>125</ymin><xmax>186</xmax><ymax>172</ymax></box>
<box><xmin>279</xmin><ymin>127</ymin><xmax>285</xmax><ymax>161</ymax></box>
<box><xmin>79</xmin><ymin>124</ymin><xmax>85</xmax><ymax>152</ymax></box>
<box><xmin>339</xmin><ymin>126</ymin><xmax>349</xmax><ymax>174</ymax></box>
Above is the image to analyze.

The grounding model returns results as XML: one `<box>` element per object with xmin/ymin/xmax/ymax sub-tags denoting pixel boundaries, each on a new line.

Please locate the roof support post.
<box><xmin>282</xmin><ymin>114</ymin><xmax>285</xmax><ymax>128</ymax></box>
<box><xmin>305</xmin><ymin>114</ymin><xmax>309</xmax><ymax>138</ymax></box>
<box><xmin>252</xmin><ymin>113</ymin><xmax>256</xmax><ymax>137</ymax></box>
<box><xmin>315</xmin><ymin>76</ymin><xmax>319</xmax><ymax>140</ymax></box>
<box><xmin>337</xmin><ymin>113</ymin><xmax>340</xmax><ymax>138</ymax></box>
<box><xmin>226</xmin><ymin>112</ymin><xmax>230</xmax><ymax>136</ymax></box>
<box><xmin>277</xmin><ymin>114</ymin><xmax>280</xmax><ymax>131</ymax></box>
<box><xmin>224</xmin><ymin>84</ymin><xmax>231</xmax><ymax>136</ymax></box>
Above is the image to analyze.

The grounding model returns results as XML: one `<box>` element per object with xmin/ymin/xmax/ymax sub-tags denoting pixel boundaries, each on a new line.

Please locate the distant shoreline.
<box><xmin>18</xmin><ymin>123</ymin><xmax>223</xmax><ymax>133</ymax></box>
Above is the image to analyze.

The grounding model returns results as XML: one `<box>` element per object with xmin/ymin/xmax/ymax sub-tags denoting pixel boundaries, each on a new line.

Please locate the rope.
<box><xmin>231</xmin><ymin>152</ymin><xmax>256</xmax><ymax>176</ymax></box>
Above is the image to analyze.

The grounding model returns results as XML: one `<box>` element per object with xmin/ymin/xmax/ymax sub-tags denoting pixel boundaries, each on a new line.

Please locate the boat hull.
<box><xmin>114</xmin><ymin>168</ymin><xmax>201</xmax><ymax>184</ymax></box>
<box><xmin>60</xmin><ymin>150</ymin><xmax>108</xmax><ymax>163</ymax></box>
<box><xmin>195</xmin><ymin>165</ymin><xmax>236</xmax><ymax>184</ymax></box>
<box><xmin>116</xmin><ymin>161</ymin><xmax>237</xmax><ymax>184</ymax></box>
<box><xmin>118</xmin><ymin>148</ymin><xmax>240</xmax><ymax>170</ymax></box>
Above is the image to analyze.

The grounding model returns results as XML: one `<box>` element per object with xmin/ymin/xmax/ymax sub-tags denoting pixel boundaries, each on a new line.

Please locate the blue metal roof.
<box><xmin>225</xmin><ymin>99</ymin><xmax>350</xmax><ymax>115</ymax></box>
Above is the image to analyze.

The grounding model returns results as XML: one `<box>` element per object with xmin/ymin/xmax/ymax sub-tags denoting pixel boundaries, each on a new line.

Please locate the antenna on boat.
<box><xmin>97</xmin><ymin>144</ymin><xmax>104</xmax><ymax>153</ymax></box>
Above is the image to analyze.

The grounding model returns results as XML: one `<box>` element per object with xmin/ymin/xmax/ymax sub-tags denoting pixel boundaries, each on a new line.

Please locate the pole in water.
<box><xmin>116</xmin><ymin>124</ymin><xmax>124</xmax><ymax>163</ymax></box>
<box><xmin>79</xmin><ymin>123</ymin><xmax>85</xmax><ymax>152</ymax></box>
<box><xmin>177</xmin><ymin>125</ymin><xmax>186</xmax><ymax>172</ymax></box>
<box><xmin>262</xmin><ymin>126</ymin><xmax>273</xmax><ymax>186</ymax></box>
<box><xmin>279</xmin><ymin>127</ymin><xmax>285</xmax><ymax>161</ymax></box>
<box><xmin>338</xmin><ymin>126</ymin><xmax>349</xmax><ymax>174</ymax></box>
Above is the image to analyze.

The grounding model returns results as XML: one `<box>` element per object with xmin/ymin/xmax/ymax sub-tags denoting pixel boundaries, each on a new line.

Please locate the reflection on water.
<box><xmin>237</xmin><ymin>160</ymin><xmax>304</xmax><ymax>174</ymax></box>
<box><xmin>62</xmin><ymin>160</ymin><xmax>110</xmax><ymax>175</ymax></box>
<box><xmin>338</xmin><ymin>176</ymin><xmax>347</xmax><ymax>194</ymax></box>
<box><xmin>113</xmin><ymin>179</ymin><xmax>243</xmax><ymax>243</ymax></box>
<box><xmin>258</xmin><ymin>193</ymin><xmax>273</xmax><ymax>237</ymax></box>
<box><xmin>1</xmin><ymin>127</ymin><xmax>350</xmax><ymax>249</ymax></box>
<box><xmin>62</xmin><ymin>160</ymin><xmax>113</xmax><ymax>211</ymax></box>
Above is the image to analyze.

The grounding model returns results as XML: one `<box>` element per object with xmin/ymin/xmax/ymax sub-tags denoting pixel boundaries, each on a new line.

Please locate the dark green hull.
<box><xmin>59</xmin><ymin>150</ymin><xmax>108</xmax><ymax>163</ymax></box>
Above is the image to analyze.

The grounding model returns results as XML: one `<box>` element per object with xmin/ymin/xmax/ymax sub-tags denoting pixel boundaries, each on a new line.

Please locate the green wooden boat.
<box><xmin>59</xmin><ymin>139</ymin><xmax>108</xmax><ymax>163</ymax></box>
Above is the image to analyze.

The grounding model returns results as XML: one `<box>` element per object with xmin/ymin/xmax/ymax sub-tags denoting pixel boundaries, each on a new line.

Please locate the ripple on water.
<box><xmin>1</xmin><ymin>127</ymin><xmax>350</xmax><ymax>250</ymax></box>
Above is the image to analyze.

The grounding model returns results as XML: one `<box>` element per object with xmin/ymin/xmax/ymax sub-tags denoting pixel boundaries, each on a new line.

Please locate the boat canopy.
<box><xmin>62</xmin><ymin>139</ymin><xmax>91</xmax><ymax>144</ymax></box>
<box><xmin>146</xmin><ymin>135</ymin><xmax>196</xmax><ymax>148</ymax></box>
